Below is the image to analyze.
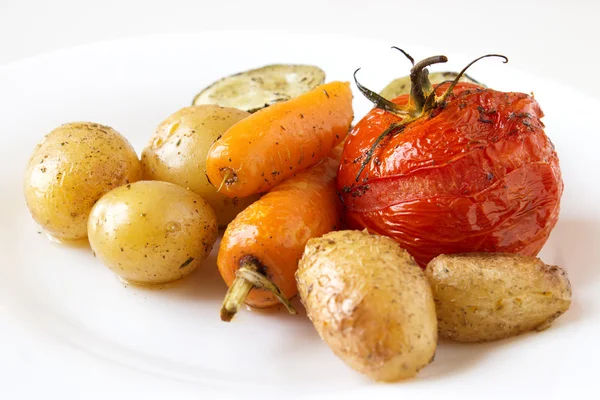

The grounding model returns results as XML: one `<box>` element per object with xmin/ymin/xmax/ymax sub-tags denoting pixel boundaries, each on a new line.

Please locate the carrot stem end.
<box><xmin>219</xmin><ymin>262</ymin><xmax>297</xmax><ymax>322</ymax></box>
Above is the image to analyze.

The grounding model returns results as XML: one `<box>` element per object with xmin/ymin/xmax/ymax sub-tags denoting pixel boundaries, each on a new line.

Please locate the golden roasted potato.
<box><xmin>426</xmin><ymin>253</ymin><xmax>572</xmax><ymax>343</ymax></box>
<box><xmin>88</xmin><ymin>180</ymin><xmax>218</xmax><ymax>285</ymax></box>
<box><xmin>141</xmin><ymin>105</ymin><xmax>258</xmax><ymax>227</ymax></box>
<box><xmin>297</xmin><ymin>230</ymin><xmax>437</xmax><ymax>382</ymax></box>
<box><xmin>24</xmin><ymin>122</ymin><xmax>142</xmax><ymax>241</ymax></box>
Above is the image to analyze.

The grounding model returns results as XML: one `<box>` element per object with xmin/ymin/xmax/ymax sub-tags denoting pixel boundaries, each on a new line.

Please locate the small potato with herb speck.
<box><xmin>24</xmin><ymin>122</ymin><xmax>142</xmax><ymax>241</ymax></box>
<box><xmin>141</xmin><ymin>105</ymin><xmax>259</xmax><ymax>228</ymax></box>
<box><xmin>88</xmin><ymin>180</ymin><xmax>217</xmax><ymax>285</ymax></box>
<box><xmin>296</xmin><ymin>230</ymin><xmax>437</xmax><ymax>382</ymax></box>
<box><xmin>426</xmin><ymin>253</ymin><xmax>572</xmax><ymax>342</ymax></box>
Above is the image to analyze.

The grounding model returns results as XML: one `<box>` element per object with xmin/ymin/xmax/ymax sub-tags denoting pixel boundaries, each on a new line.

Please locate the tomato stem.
<box><xmin>436</xmin><ymin>54</ymin><xmax>508</xmax><ymax>105</ymax></box>
<box><xmin>391</xmin><ymin>46</ymin><xmax>415</xmax><ymax>66</ymax></box>
<box><xmin>220</xmin><ymin>260</ymin><xmax>297</xmax><ymax>322</ymax></box>
<box><xmin>423</xmin><ymin>79</ymin><xmax>455</xmax><ymax>111</ymax></box>
<box><xmin>353</xmin><ymin>69</ymin><xmax>409</xmax><ymax>116</ymax></box>
<box><xmin>409</xmin><ymin>55</ymin><xmax>448</xmax><ymax>112</ymax></box>
<box><xmin>350</xmin><ymin>50</ymin><xmax>508</xmax><ymax>185</ymax></box>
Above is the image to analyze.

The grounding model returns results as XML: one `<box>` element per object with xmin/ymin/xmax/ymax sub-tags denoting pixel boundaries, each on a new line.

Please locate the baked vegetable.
<box><xmin>141</xmin><ymin>105</ymin><xmax>259</xmax><ymax>227</ymax></box>
<box><xmin>206</xmin><ymin>81</ymin><xmax>353</xmax><ymax>198</ymax></box>
<box><xmin>88</xmin><ymin>181</ymin><xmax>218</xmax><ymax>285</ymax></box>
<box><xmin>297</xmin><ymin>230</ymin><xmax>437</xmax><ymax>382</ymax></box>
<box><xmin>380</xmin><ymin>71</ymin><xmax>483</xmax><ymax>100</ymax></box>
<box><xmin>426</xmin><ymin>253</ymin><xmax>571</xmax><ymax>342</ymax></box>
<box><xmin>338</xmin><ymin>50</ymin><xmax>562</xmax><ymax>266</ymax></box>
<box><xmin>218</xmin><ymin>146</ymin><xmax>344</xmax><ymax>321</ymax></box>
<box><xmin>192</xmin><ymin>64</ymin><xmax>326</xmax><ymax>113</ymax></box>
<box><xmin>24</xmin><ymin>122</ymin><xmax>142</xmax><ymax>241</ymax></box>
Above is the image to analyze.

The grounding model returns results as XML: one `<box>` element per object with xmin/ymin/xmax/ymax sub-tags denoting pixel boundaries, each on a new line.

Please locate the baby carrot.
<box><xmin>218</xmin><ymin>145</ymin><xmax>344</xmax><ymax>321</ymax></box>
<box><xmin>206</xmin><ymin>81</ymin><xmax>353</xmax><ymax>198</ymax></box>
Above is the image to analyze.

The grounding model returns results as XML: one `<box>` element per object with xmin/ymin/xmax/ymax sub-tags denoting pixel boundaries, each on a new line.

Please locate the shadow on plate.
<box><xmin>150</xmin><ymin>217</ymin><xmax>597</xmax><ymax>382</ymax></box>
<box><xmin>420</xmin><ymin>313</ymin><xmax>578</xmax><ymax>381</ymax></box>
<box><xmin>130</xmin><ymin>246</ymin><xmax>229</xmax><ymax>303</ymax></box>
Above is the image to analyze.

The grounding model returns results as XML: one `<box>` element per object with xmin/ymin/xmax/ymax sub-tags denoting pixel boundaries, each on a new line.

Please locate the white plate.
<box><xmin>1</xmin><ymin>31</ymin><xmax>598</xmax><ymax>399</ymax></box>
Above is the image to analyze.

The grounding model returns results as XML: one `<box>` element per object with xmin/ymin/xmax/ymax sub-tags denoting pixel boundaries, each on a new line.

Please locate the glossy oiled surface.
<box><xmin>206</xmin><ymin>81</ymin><xmax>353</xmax><ymax>198</ymax></box>
<box><xmin>426</xmin><ymin>253</ymin><xmax>571</xmax><ymax>342</ymax></box>
<box><xmin>338</xmin><ymin>83</ymin><xmax>562</xmax><ymax>266</ymax></box>
<box><xmin>23</xmin><ymin>122</ymin><xmax>142</xmax><ymax>240</ymax></box>
<box><xmin>141</xmin><ymin>105</ymin><xmax>258</xmax><ymax>227</ymax></box>
<box><xmin>297</xmin><ymin>230</ymin><xmax>437</xmax><ymax>382</ymax></box>
<box><xmin>218</xmin><ymin>149</ymin><xmax>343</xmax><ymax>307</ymax></box>
<box><xmin>88</xmin><ymin>181</ymin><xmax>218</xmax><ymax>285</ymax></box>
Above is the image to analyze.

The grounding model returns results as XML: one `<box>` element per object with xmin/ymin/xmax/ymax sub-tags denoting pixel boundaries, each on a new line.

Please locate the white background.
<box><xmin>1</xmin><ymin>0</ymin><xmax>599</xmax><ymax>99</ymax></box>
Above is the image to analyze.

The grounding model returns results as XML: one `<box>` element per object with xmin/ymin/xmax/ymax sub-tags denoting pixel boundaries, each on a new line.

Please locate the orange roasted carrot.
<box><xmin>206</xmin><ymin>81</ymin><xmax>353</xmax><ymax>198</ymax></box>
<box><xmin>218</xmin><ymin>145</ymin><xmax>344</xmax><ymax>321</ymax></box>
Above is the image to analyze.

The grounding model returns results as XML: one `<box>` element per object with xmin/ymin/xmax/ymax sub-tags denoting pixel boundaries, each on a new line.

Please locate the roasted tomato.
<box><xmin>337</xmin><ymin>52</ymin><xmax>563</xmax><ymax>267</ymax></box>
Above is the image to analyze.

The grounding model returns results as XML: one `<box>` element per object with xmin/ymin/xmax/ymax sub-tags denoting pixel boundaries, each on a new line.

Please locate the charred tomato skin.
<box><xmin>337</xmin><ymin>83</ymin><xmax>563</xmax><ymax>267</ymax></box>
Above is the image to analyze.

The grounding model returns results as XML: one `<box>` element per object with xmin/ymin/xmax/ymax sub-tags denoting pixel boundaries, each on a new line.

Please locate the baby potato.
<box><xmin>426</xmin><ymin>253</ymin><xmax>572</xmax><ymax>343</ymax></box>
<box><xmin>24</xmin><ymin>122</ymin><xmax>142</xmax><ymax>241</ymax></box>
<box><xmin>297</xmin><ymin>230</ymin><xmax>437</xmax><ymax>382</ymax></box>
<box><xmin>141</xmin><ymin>105</ymin><xmax>259</xmax><ymax>227</ymax></box>
<box><xmin>88</xmin><ymin>180</ymin><xmax>217</xmax><ymax>285</ymax></box>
